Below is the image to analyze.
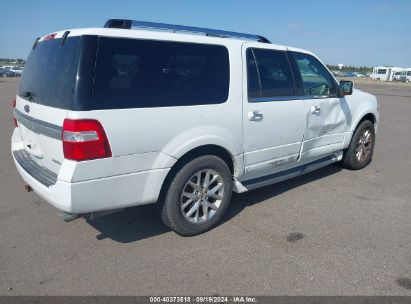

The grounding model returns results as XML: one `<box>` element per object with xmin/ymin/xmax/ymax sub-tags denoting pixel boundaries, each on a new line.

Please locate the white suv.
<box><xmin>11</xmin><ymin>19</ymin><xmax>379</xmax><ymax>236</ymax></box>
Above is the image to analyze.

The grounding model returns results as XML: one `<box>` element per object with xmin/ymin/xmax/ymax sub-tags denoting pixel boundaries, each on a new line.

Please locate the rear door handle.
<box><xmin>248</xmin><ymin>111</ymin><xmax>264</xmax><ymax>121</ymax></box>
<box><xmin>311</xmin><ymin>105</ymin><xmax>321</xmax><ymax>114</ymax></box>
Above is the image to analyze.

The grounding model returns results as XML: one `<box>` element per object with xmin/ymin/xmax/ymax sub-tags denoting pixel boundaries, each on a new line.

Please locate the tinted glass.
<box><xmin>378</xmin><ymin>69</ymin><xmax>387</xmax><ymax>74</ymax></box>
<box><xmin>246</xmin><ymin>50</ymin><xmax>260</xmax><ymax>98</ymax></box>
<box><xmin>247</xmin><ymin>48</ymin><xmax>295</xmax><ymax>99</ymax></box>
<box><xmin>293</xmin><ymin>52</ymin><xmax>336</xmax><ymax>96</ymax></box>
<box><xmin>92</xmin><ymin>37</ymin><xmax>230</xmax><ymax>109</ymax></box>
<box><xmin>18</xmin><ymin>37</ymin><xmax>81</xmax><ymax>109</ymax></box>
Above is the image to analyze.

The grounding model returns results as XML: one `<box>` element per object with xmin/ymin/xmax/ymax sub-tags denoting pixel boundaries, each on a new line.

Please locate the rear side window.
<box><xmin>246</xmin><ymin>48</ymin><xmax>295</xmax><ymax>100</ymax></box>
<box><xmin>92</xmin><ymin>38</ymin><xmax>230</xmax><ymax>109</ymax></box>
<box><xmin>18</xmin><ymin>37</ymin><xmax>81</xmax><ymax>109</ymax></box>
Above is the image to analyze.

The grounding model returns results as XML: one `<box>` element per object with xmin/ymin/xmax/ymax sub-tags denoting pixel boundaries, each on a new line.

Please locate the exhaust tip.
<box><xmin>60</xmin><ymin>211</ymin><xmax>80</xmax><ymax>222</ymax></box>
<box><xmin>24</xmin><ymin>184</ymin><xmax>33</xmax><ymax>192</ymax></box>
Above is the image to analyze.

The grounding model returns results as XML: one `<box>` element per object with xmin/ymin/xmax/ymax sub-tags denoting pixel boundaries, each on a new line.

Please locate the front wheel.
<box><xmin>342</xmin><ymin>120</ymin><xmax>375</xmax><ymax>170</ymax></box>
<box><xmin>161</xmin><ymin>155</ymin><xmax>232</xmax><ymax>236</ymax></box>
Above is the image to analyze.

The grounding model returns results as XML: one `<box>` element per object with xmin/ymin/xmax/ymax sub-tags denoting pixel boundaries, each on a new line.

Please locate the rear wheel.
<box><xmin>161</xmin><ymin>155</ymin><xmax>232</xmax><ymax>236</ymax></box>
<box><xmin>342</xmin><ymin>120</ymin><xmax>375</xmax><ymax>170</ymax></box>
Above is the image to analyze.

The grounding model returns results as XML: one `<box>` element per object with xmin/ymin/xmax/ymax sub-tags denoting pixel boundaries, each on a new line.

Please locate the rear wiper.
<box><xmin>21</xmin><ymin>91</ymin><xmax>33</xmax><ymax>101</ymax></box>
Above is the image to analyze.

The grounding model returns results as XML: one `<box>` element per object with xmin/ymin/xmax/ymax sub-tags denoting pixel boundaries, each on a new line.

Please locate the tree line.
<box><xmin>326</xmin><ymin>65</ymin><xmax>372</xmax><ymax>74</ymax></box>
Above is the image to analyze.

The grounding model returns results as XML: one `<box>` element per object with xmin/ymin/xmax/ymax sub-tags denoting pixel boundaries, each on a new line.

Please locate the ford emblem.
<box><xmin>24</xmin><ymin>105</ymin><xmax>30</xmax><ymax>113</ymax></box>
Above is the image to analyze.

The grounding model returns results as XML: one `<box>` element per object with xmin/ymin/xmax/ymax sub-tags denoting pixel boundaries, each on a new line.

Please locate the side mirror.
<box><xmin>339</xmin><ymin>80</ymin><xmax>353</xmax><ymax>96</ymax></box>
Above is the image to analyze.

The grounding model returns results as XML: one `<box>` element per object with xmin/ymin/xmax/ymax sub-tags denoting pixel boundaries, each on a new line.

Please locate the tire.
<box><xmin>160</xmin><ymin>155</ymin><xmax>233</xmax><ymax>236</ymax></box>
<box><xmin>342</xmin><ymin>120</ymin><xmax>375</xmax><ymax>170</ymax></box>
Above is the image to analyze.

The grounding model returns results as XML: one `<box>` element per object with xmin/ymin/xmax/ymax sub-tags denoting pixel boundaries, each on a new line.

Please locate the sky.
<box><xmin>0</xmin><ymin>0</ymin><xmax>410</xmax><ymax>67</ymax></box>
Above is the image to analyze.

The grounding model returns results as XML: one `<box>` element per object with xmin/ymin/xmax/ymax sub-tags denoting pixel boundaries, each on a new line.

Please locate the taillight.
<box><xmin>12</xmin><ymin>98</ymin><xmax>17</xmax><ymax>127</ymax></box>
<box><xmin>62</xmin><ymin>119</ymin><xmax>112</xmax><ymax>161</ymax></box>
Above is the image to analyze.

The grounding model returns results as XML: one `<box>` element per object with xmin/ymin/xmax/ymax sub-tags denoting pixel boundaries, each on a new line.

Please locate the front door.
<box><xmin>290</xmin><ymin>51</ymin><xmax>348</xmax><ymax>161</ymax></box>
<box><xmin>242</xmin><ymin>45</ymin><xmax>306</xmax><ymax>179</ymax></box>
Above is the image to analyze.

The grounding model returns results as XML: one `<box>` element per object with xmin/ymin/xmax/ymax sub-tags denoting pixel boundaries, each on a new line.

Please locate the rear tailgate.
<box><xmin>14</xmin><ymin>99</ymin><xmax>67</xmax><ymax>174</ymax></box>
<box><xmin>14</xmin><ymin>34</ymin><xmax>83</xmax><ymax>176</ymax></box>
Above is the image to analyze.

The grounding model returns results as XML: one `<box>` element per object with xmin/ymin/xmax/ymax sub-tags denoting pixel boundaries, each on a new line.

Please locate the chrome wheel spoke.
<box><xmin>182</xmin><ymin>191</ymin><xmax>196</xmax><ymax>200</ymax></box>
<box><xmin>208</xmin><ymin>183</ymin><xmax>223</xmax><ymax>195</ymax></box>
<box><xmin>203</xmin><ymin>171</ymin><xmax>211</xmax><ymax>188</ymax></box>
<box><xmin>207</xmin><ymin>192</ymin><xmax>223</xmax><ymax>200</ymax></box>
<box><xmin>204</xmin><ymin>201</ymin><xmax>218</xmax><ymax>211</ymax></box>
<box><xmin>182</xmin><ymin>199</ymin><xmax>193</xmax><ymax>209</ymax></box>
<box><xmin>186</xmin><ymin>202</ymin><xmax>199</xmax><ymax>217</ymax></box>
<box><xmin>364</xmin><ymin>131</ymin><xmax>371</xmax><ymax>144</ymax></box>
<box><xmin>188</xmin><ymin>181</ymin><xmax>201</xmax><ymax>191</ymax></box>
<box><xmin>194</xmin><ymin>206</ymin><xmax>200</xmax><ymax>223</ymax></box>
<box><xmin>202</xmin><ymin>203</ymin><xmax>209</xmax><ymax>220</ymax></box>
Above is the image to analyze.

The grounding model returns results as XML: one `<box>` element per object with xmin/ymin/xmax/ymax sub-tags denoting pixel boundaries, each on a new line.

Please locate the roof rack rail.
<box><xmin>104</xmin><ymin>19</ymin><xmax>271</xmax><ymax>43</ymax></box>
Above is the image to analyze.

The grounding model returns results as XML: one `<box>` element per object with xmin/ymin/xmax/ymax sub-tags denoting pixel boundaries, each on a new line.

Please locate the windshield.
<box><xmin>18</xmin><ymin>37</ymin><xmax>81</xmax><ymax>109</ymax></box>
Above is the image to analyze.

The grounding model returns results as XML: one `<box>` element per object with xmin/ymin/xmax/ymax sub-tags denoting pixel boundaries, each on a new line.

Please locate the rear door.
<box><xmin>290</xmin><ymin>51</ymin><xmax>348</xmax><ymax>161</ymax></box>
<box><xmin>242</xmin><ymin>44</ymin><xmax>306</xmax><ymax>178</ymax></box>
<box><xmin>14</xmin><ymin>35</ymin><xmax>82</xmax><ymax>174</ymax></box>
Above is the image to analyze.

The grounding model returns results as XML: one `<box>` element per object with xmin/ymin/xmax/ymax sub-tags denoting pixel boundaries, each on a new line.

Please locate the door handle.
<box><xmin>311</xmin><ymin>105</ymin><xmax>321</xmax><ymax>114</ymax></box>
<box><xmin>248</xmin><ymin>111</ymin><xmax>264</xmax><ymax>121</ymax></box>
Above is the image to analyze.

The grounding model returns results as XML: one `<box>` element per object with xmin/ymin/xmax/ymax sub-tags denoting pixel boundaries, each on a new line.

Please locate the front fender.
<box><xmin>347</xmin><ymin>89</ymin><xmax>379</xmax><ymax>132</ymax></box>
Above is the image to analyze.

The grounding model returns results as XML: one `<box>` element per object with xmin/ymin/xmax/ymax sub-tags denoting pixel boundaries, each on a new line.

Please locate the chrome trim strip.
<box><xmin>249</xmin><ymin>96</ymin><xmax>303</xmax><ymax>102</ymax></box>
<box><xmin>14</xmin><ymin>109</ymin><xmax>62</xmax><ymax>140</ymax></box>
<box><xmin>301</xmin><ymin>94</ymin><xmax>338</xmax><ymax>100</ymax></box>
<box><xmin>248</xmin><ymin>94</ymin><xmax>339</xmax><ymax>103</ymax></box>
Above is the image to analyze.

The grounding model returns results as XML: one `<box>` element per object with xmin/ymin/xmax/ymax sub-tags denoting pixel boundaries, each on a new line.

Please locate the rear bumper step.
<box><xmin>13</xmin><ymin>149</ymin><xmax>57</xmax><ymax>187</ymax></box>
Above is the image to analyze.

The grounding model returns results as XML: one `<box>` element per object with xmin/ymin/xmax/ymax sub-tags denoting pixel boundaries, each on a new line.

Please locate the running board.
<box><xmin>241</xmin><ymin>153</ymin><xmax>342</xmax><ymax>191</ymax></box>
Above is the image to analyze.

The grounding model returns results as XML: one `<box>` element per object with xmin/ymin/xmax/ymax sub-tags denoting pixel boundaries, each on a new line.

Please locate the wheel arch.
<box><xmin>157</xmin><ymin>144</ymin><xmax>239</xmax><ymax>203</ymax></box>
<box><xmin>357</xmin><ymin>113</ymin><xmax>376</xmax><ymax>126</ymax></box>
<box><xmin>343</xmin><ymin>112</ymin><xmax>378</xmax><ymax>150</ymax></box>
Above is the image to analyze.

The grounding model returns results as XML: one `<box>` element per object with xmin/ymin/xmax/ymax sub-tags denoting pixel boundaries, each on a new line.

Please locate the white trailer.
<box><xmin>405</xmin><ymin>68</ymin><xmax>411</xmax><ymax>82</ymax></box>
<box><xmin>371</xmin><ymin>66</ymin><xmax>403</xmax><ymax>81</ymax></box>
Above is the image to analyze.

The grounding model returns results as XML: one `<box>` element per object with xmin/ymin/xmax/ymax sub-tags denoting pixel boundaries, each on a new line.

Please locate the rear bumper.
<box><xmin>12</xmin><ymin>149</ymin><xmax>170</xmax><ymax>214</ymax></box>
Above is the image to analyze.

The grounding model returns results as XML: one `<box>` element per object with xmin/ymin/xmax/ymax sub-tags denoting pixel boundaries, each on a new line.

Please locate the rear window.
<box><xmin>18</xmin><ymin>37</ymin><xmax>81</xmax><ymax>109</ymax></box>
<box><xmin>92</xmin><ymin>37</ymin><xmax>230</xmax><ymax>109</ymax></box>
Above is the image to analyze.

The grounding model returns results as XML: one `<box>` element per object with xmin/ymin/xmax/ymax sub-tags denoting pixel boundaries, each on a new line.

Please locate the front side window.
<box><xmin>246</xmin><ymin>48</ymin><xmax>295</xmax><ymax>100</ymax></box>
<box><xmin>92</xmin><ymin>38</ymin><xmax>230</xmax><ymax>109</ymax></box>
<box><xmin>292</xmin><ymin>52</ymin><xmax>336</xmax><ymax>97</ymax></box>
